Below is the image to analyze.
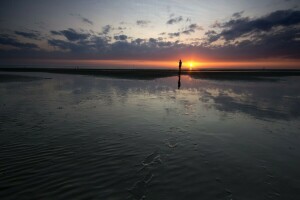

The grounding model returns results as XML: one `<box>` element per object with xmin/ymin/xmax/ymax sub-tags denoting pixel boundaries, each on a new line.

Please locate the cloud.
<box><xmin>102</xmin><ymin>25</ymin><xmax>112</xmax><ymax>34</ymax></box>
<box><xmin>182</xmin><ymin>24</ymin><xmax>203</xmax><ymax>35</ymax></box>
<box><xmin>82</xmin><ymin>17</ymin><xmax>93</xmax><ymax>25</ymax></box>
<box><xmin>149</xmin><ymin>38</ymin><xmax>157</xmax><ymax>43</ymax></box>
<box><xmin>232</xmin><ymin>11</ymin><xmax>244</xmax><ymax>18</ymax></box>
<box><xmin>168</xmin><ymin>32</ymin><xmax>181</xmax><ymax>38</ymax></box>
<box><xmin>211</xmin><ymin>21</ymin><xmax>222</xmax><ymax>28</ymax></box>
<box><xmin>43</xmin><ymin>33</ymin><xmax>182</xmax><ymax>60</ymax></box>
<box><xmin>166</xmin><ymin>16</ymin><xmax>183</xmax><ymax>25</ymax></box>
<box><xmin>14</xmin><ymin>31</ymin><xmax>41</xmax><ymax>40</ymax></box>
<box><xmin>48</xmin><ymin>39</ymin><xmax>82</xmax><ymax>51</ymax></box>
<box><xmin>132</xmin><ymin>38</ymin><xmax>145</xmax><ymax>45</ymax></box>
<box><xmin>70</xmin><ymin>13</ymin><xmax>93</xmax><ymax>25</ymax></box>
<box><xmin>61</xmin><ymin>29</ymin><xmax>90</xmax><ymax>41</ymax></box>
<box><xmin>197</xmin><ymin>9</ymin><xmax>300</xmax><ymax>60</ymax></box>
<box><xmin>2</xmin><ymin>28</ymin><xmax>300</xmax><ymax>62</ymax></box>
<box><xmin>136</xmin><ymin>20</ymin><xmax>151</xmax><ymax>27</ymax></box>
<box><xmin>213</xmin><ymin>9</ymin><xmax>300</xmax><ymax>41</ymax></box>
<box><xmin>0</xmin><ymin>34</ymin><xmax>39</xmax><ymax>49</ymax></box>
<box><xmin>47</xmin><ymin>34</ymin><xmax>109</xmax><ymax>54</ymax></box>
<box><xmin>167</xmin><ymin>24</ymin><xmax>203</xmax><ymax>37</ymax></box>
<box><xmin>50</xmin><ymin>28</ymin><xmax>90</xmax><ymax>41</ymax></box>
<box><xmin>1</xmin><ymin>9</ymin><xmax>300</xmax><ymax>62</ymax></box>
<box><xmin>200</xmin><ymin>26</ymin><xmax>300</xmax><ymax>60</ymax></box>
<box><xmin>117</xmin><ymin>26</ymin><xmax>126</xmax><ymax>31</ymax></box>
<box><xmin>204</xmin><ymin>30</ymin><xmax>220</xmax><ymax>43</ymax></box>
<box><xmin>114</xmin><ymin>34</ymin><xmax>128</xmax><ymax>41</ymax></box>
<box><xmin>50</xmin><ymin>31</ymin><xmax>61</xmax><ymax>36</ymax></box>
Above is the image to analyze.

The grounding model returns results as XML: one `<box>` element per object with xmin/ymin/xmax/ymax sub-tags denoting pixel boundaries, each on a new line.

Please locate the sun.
<box><xmin>189</xmin><ymin>62</ymin><xmax>193</xmax><ymax>70</ymax></box>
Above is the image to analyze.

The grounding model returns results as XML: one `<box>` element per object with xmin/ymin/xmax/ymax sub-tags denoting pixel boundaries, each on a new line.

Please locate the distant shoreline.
<box><xmin>1</xmin><ymin>67</ymin><xmax>300</xmax><ymax>80</ymax></box>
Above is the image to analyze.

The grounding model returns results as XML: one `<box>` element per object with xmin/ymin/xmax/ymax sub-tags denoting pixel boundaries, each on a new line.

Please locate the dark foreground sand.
<box><xmin>0</xmin><ymin>74</ymin><xmax>46</xmax><ymax>82</ymax></box>
<box><xmin>1</xmin><ymin>71</ymin><xmax>300</xmax><ymax>199</ymax></box>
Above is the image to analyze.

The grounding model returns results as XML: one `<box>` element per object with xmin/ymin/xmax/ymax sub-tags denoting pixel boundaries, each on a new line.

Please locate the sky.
<box><xmin>0</xmin><ymin>0</ymin><xmax>300</xmax><ymax>69</ymax></box>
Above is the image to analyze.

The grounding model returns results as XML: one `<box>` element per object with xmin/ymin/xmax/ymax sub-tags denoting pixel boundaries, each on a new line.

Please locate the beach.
<box><xmin>0</xmin><ymin>70</ymin><xmax>300</xmax><ymax>199</ymax></box>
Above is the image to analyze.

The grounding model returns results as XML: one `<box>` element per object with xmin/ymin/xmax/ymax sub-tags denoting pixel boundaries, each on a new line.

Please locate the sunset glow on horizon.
<box><xmin>8</xmin><ymin>58</ymin><xmax>299</xmax><ymax>70</ymax></box>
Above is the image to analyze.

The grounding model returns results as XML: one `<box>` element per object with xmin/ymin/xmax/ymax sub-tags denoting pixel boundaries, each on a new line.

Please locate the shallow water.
<box><xmin>0</xmin><ymin>72</ymin><xmax>300</xmax><ymax>200</ymax></box>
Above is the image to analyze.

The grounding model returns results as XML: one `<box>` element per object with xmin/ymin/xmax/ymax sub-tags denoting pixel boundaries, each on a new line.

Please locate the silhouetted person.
<box><xmin>179</xmin><ymin>59</ymin><xmax>182</xmax><ymax>72</ymax></box>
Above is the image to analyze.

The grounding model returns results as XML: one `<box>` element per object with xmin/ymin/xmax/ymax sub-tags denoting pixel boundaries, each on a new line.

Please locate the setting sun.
<box><xmin>189</xmin><ymin>62</ymin><xmax>193</xmax><ymax>70</ymax></box>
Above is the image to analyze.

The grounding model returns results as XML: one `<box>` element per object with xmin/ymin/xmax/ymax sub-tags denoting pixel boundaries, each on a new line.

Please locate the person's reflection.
<box><xmin>178</xmin><ymin>73</ymin><xmax>181</xmax><ymax>89</ymax></box>
<box><xmin>178</xmin><ymin>59</ymin><xmax>182</xmax><ymax>89</ymax></box>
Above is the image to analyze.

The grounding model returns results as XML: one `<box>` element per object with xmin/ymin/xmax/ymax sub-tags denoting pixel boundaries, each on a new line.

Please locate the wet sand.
<box><xmin>1</xmin><ymin>67</ymin><xmax>300</xmax><ymax>80</ymax></box>
<box><xmin>0</xmin><ymin>74</ymin><xmax>46</xmax><ymax>82</ymax></box>
<box><xmin>0</xmin><ymin>71</ymin><xmax>300</xmax><ymax>200</ymax></box>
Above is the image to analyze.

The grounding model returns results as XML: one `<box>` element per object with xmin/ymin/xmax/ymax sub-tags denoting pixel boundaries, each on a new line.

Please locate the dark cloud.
<box><xmin>50</xmin><ymin>28</ymin><xmax>90</xmax><ymax>41</ymax></box>
<box><xmin>214</xmin><ymin>9</ymin><xmax>300</xmax><ymax>41</ymax></box>
<box><xmin>199</xmin><ymin>9</ymin><xmax>300</xmax><ymax>59</ymax></box>
<box><xmin>136</xmin><ymin>20</ymin><xmax>151</xmax><ymax>27</ymax></box>
<box><xmin>200</xmin><ymin>27</ymin><xmax>300</xmax><ymax>60</ymax></box>
<box><xmin>41</xmin><ymin>33</ymin><xmax>182</xmax><ymax>60</ymax></box>
<box><xmin>61</xmin><ymin>29</ymin><xmax>90</xmax><ymax>41</ymax></box>
<box><xmin>132</xmin><ymin>38</ymin><xmax>145</xmax><ymax>45</ymax></box>
<box><xmin>70</xmin><ymin>13</ymin><xmax>93</xmax><ymax>25</ymax></box>
<box><xmin>232</xmin><ymin>11</ymin><xmax>244</xmax><ymax>18</ymax></box>
<box><xmin>47</xmin><ymin>35</ymin><xmax>109</xmax><ymax>54</ymax></box>
<box><xmin>1</xmin><ymin>9</ymin><xmax>300</xmax><ymax>63</ymax></box>
<box><xmin>14</xmin><ymin>31</ymin><xmax>41</xmax><ymax>40</ymax></box>
<box><xmin>204</xmin><ymin>30</ymin><xmax>220</xmax><ymax>43</ymax></box>
<box><xmin>114</xmin><ymin>34</ymin><xmax>128</xmax><ymax>41</ymax></box>
<box><xmin>149</xmin><ymin>38</ymin><xmax>157</xmax><ymax>43</ymax></box>
<box><xmin>166</xmin><ymin>16</ymin><xmax>183</xmax><ymax>24</ymax></box>
<box><xmin>146</xmin><ymin>38</ymin><xmax>174</xmax><ymax>48</ymax></box>
<box><xmin>167</xmin><ymin>24</ymin><xmax>203</xmax><ymax>37</ymax></box>
<box><xmin>50</xmin><ymin>31</ymin><xmax>61</xmax><ymax>36</ymax></box>
<box><xmin>117</xmin><ymin>27</ymin><xmax>126</xmax><ymax>31</ymax></box>
<box><xmin>2</xmin><ymin>29</ymin><xmax>300</xmax><ymax>61</ymax></box>
<box><xmin>211</xmin><ymin>21</ymin><xmax>222</xmax><ymax>28</ymax></box>
<box><xmin>104</xmin><ymin>38</ymin><xmax>179</xmax><ymax>60</ymax></box>
<box><xmin>82</xmin><ymin>17</ymin><xmax>93</xmax><ymax>25</ymax></box>
<box><xmin>238</xmin><ymin>27</ymin><xmax>300</xmax><ymax>59</ymax></box>
<box><xmin>0</xmin><ymin>34</ymin><xmax>38</xmax><ymax>49</ymax></box>
<box><xmin>182</xmin><ymin>23</ymin><xmax>203</xmax><ymax>35</ymax></box>
<box><xmin>48</xmin><ymin>39</ymin><xmax>82</xmax><ymax>52</ymax></box>
<box><xmin>168</xmin><ymin>32</ymin><xmax>181</xmax><ymax>38</ymax></box>
<box><xmin>102</xmin><ymin>25</ymin><xmax>112</xmax><ymax>34</ymax></box>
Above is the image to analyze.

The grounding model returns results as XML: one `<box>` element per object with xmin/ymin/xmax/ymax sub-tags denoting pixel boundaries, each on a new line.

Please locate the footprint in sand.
<box><xmin>128</xmin><ymin>172</ymin><xmax>154</xmax><ymax>200</ymax></box>
<box><xmin>165</xmin><ymin>140</ymin><xmax>178</xmax><ymax>148</ymax></box>
<box><xmin>141</xmin><ymin>151</ymin><xmax>161</xmax><ymax>166</ymax></box>
<box><xmin>129</xmin><ymin>152</ymin><xmax>161</xmax><ymax>199</ymax></box>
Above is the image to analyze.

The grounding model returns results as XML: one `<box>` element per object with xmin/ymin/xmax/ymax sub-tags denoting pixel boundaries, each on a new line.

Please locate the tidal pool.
<box><xmin>0</xmin><ymin>72</ymin><xmax>300</xmax><ymax>200</ymax></box>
